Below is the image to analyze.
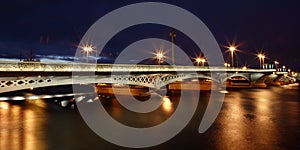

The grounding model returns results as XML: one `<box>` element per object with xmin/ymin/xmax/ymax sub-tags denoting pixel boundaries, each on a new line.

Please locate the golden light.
<box><xmin>30</xmin><ymin>87</ymin><xmax>34</xmax><ymax>90</ymax></box>
<box><xmin>153</xmin><ymin>50</ymin><xmax>166</xmax><ymax>65</ymax></box>
<box><xmin>274</xmin><ymin>61</ymin><xmax>279</xmax><ymax>65</ymax></box>
<box><xmin>83</xmin><ymin>46</ymin><xmax>93</xmax><ymax>52</ymax></box>
<box><xmin>196</xmin><ymin>58</ymin><xmax>202</xmax><ymax>63</ymax></box>
<box><xmin>257</xmin><ymin>53</ymin><xmax>266</xmax><ymax>69</ymax></box>
<box><xmin>288</xmin><ymin>69</ymin><xmax>291</xmax><ymax>72</ymax></box>
<box><xmin>282</xmin><ymin>66</ymin><xmax>286</xmax><ymax>69</ymax></box>
<box><xmin>0</xmin><ymin>103</ymin><xmax>9</xmax><ymax>109</ymax></box>
<box><xmin>162</xmin><ymin>96</ymin><xmax>172</xmax><ymax>112</ymax></box>
<box><xmin>242</xmin><ymin>66</ymin><xmax>247</xmax><ymax>70</ymax></box>
<box><xmin>156</xmin><ymin>52</ymin><xmax>164</xmax><ymax>59</ymax></box>
<box><xmin>201</xmin><ymin>58</ymin><xmax>206</xmax><ymax>63</ymax></box>
<box><xmin>194</xmin><ymin>57</ymin><xmax>205</xmax><ymax>66</ymax></box>
<box><xmin>226</xmin><ymin>45</ymin><xmax>238</xmax><ymax>67</ymax></box>
<box><xmin>257</xmin><ymin>53</ymin><xmax>265</xmax><ymax>60</ymax></box>
<box><xmin>79</xmin><ymin>43</ymin><xmax>96</xmax><ymax>63</ymax></box>
<box><xmin>224</xmin><ymin>63</ymin><xmax>230</xmax><ymax>67</ymax></box>
<box><xmin>229</xmin><ymin>46</ymin><xmax>236</xmax><ymax>52</ymax></box>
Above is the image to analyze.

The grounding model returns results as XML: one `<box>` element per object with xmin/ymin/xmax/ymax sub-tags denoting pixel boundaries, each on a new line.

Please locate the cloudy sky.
<box><xmin>0</xmin><ymin>0</ymin><xmax>299</xmax><ymax>69</ymax></box>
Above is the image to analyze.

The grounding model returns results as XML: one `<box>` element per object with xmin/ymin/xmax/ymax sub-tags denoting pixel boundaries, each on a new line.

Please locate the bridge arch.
<box><xmin>221</xmin><ymin>74</ymin><xmax>250</xmax><ymax>83</ymax></box>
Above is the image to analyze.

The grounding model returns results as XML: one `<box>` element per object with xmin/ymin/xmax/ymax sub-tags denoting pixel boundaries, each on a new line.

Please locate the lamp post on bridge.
<box><xmin>224</xmin><ymin>63</ymin><xmax>230</xmax><ymax>68</ymax></box>
<box><xmin>229</xmin><ymin>46</ymin><xmax>236</xmax><ymax>67</ymax></box>
<box><xmin>169</xmin><ymin>30</ymin><xmax>176</xmax><ymax>65</ymax></box>
<box><xmin>257</xmin><ymin>53</ymin><xmax>265</xmax><ymax>69</ymax></box>
<box><xmin>155</xmin><ymin>52</ymin><xmax>164</xmax><ymax>65</ymax></box>
<box><xmin>81</xmin><ymin>45</ymin><xmax>95</xmax><ymax>63</ymax></box>
<box><xmin>274</xmin><ymin>61</ymin><xmax>279</xmax><ymax>71</ymax></box>
<box><xmin>195</xmin><ymin>57</ymin><xmax>206</xmax><ymax>66</ymax></box>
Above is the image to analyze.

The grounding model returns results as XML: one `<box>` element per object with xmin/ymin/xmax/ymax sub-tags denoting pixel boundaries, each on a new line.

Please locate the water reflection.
<box><xmin>0</xmin><ymin>101</ymin><xmax>47</xmax><ymax>150</ymax></box>
<box><xmin>0</xmin><ymin>86</ymin><xmax>299</xmax><ymax>149</ymax></box>
<box><xmin>162</xmin><ymin>96</ymin><xmax>173</xmax><ymax>113</ymax></box>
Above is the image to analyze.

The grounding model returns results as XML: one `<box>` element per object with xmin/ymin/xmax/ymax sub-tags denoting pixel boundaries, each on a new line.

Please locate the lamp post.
<box><xmin>224</xmin><ymin>62</ymin><xmax>230</xmax><ymax>68</ymax></box>
<box><xmin>169</xmin><ymin>30</ymin><xmax>176</xmax><ymax>65</ymax></box>
<box><xmin>155</xmin><ymin>52</ymin><xmax>164</xmax><ymax>65</ymax></box>
<box><xmin>261</xmin><ymin>55</ymin><xmax>265</xmax><ymax>69</ymax></box>
<box><xmin>274</xmin><ymin>61</ymin><xmax>279</xmax><ymax>70</ymax></box>
<box><xmin>200</xmin><ymin>58</ymin><xmax>206</xmax><ymax>67</ymax></box>
<box><xmin>257</xmin><ymin>54</ymin><xmax>265</xmax><ymax>69</ymax></box>
<box><xmin>195</xmin><ymin>57</ymin><xmax>206</xmax><ymax>66</ymax></box>
<box><xmin>229</xmin><ymin>46</ymin><xmax>236</xmax><ymax>67</ymax></box>
<box><xmin>82</xmin><ymin>46</ymin><xmax>94</xmax><ymax>63</ymax></box>
<box><xmin>196</xmin><ymin>58</ymin><xmax>201</xmax><ymax>66</ymax></box>
<box><xmin>224</xmin><ymin>63</ymin><xmax>228</xmax><ymax>67</ymax></box>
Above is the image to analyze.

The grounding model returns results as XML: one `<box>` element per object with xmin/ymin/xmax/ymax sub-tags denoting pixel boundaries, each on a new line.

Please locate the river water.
<box><xmin>0</xmin><ymin>85</ymin><xmax>299</xmax><ymax>150</ymax></box>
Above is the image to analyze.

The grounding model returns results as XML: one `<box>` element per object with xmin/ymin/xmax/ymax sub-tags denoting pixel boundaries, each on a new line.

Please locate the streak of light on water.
<box><xmin>0</xmin><ymin>92</ymin><xmax>90</xmax><ymax>101</ymax></box>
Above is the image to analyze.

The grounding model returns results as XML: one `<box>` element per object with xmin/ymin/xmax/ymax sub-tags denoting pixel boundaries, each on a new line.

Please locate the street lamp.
<box><xmin>224</xmin><ymin>62</ymin><xmax>230</xmax><ymax>68</ymax></box>
<box><xmin>261</xmin><ymin>55</ymin><xmax>265</xmax><ymax>69</ymax></box>
<box><xmin>169</xmin><ymin>30</ymin><xmax>176</xmax><ymax>65</ymax></box>
<box><xmin>81</xmin><ymin>45</ymin><xmax>95</xmax><ymax>63</ymax></box>
<box><xmin>196</xmin><ymin>58</ymin><xmax>201</xmax><ymax>66</ymax></box>
<box><xmin>155</xmin><ymin>52</ymin><xmax>164</xmax><ymax>65</ymax></box>
<box><xmin>200</xmin><ymin>58</ymin><xmax>206</xmax><ymax>66</ymax></box>
<box><xmin>229</xmin><ymin>46</ymin><xmax>236</xmax><ymax>67</ymax></box>
<box><xmin>257</xmin><ymin>53</ymin><xmax>265</xmax><ymax>69</ymax></box>
<box><xmin>224</xmin><ymin>63</ymin><xmax>228</xmax><ymax>67</ymax></box>
<box><xmin>195</xmin><ymin>57</ymin><xmax>206</xmax><ymax>66</ymax></box>
<box><xmin>274</xmin><ymin>61</ymin><xmax>279</xmax><ymax>70</ymax></box>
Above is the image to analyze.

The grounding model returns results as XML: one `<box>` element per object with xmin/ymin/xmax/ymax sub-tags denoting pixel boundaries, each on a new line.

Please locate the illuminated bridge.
<box><xmin>0</xmin><ymin>61</ymin><xmax>288</xmax><ymax>93</ymax></box>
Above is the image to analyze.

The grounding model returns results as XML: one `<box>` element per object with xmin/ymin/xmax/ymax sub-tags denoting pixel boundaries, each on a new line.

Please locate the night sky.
<box><xmin>0</xmin><ymin>0</ymin><xmax>299</xmax><ymax>69</ymax></box>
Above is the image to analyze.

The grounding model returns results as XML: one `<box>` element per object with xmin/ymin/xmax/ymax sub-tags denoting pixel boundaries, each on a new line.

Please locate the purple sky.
<box><xmin>0</xmin><ymin>0</ymin><xmax>299</xmax><ymax>69</ymax></box>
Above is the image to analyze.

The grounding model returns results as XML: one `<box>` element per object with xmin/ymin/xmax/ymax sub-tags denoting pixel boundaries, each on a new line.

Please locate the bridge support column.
<box><xmin>249</xmin><ymin>73</ymin><xmax>268</xmax><ymax>88</ymax></box>
<box><xmin>264</xmin><ymin>74</ymin><xmax>283</xmax><ymax>86</ymax></box>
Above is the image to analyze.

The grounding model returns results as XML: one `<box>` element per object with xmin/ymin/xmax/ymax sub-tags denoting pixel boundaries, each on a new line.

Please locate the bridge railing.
<box><xmin>0</xmin><ymin>61</ymin><xmax>276</xmax><ymax>73</ymax></box>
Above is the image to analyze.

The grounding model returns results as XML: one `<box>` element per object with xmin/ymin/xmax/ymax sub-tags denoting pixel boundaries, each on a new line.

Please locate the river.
<box><xmin>0</xmin><ymin>85</ymin><xmax>299</xmax><ymax>149</ymax></box>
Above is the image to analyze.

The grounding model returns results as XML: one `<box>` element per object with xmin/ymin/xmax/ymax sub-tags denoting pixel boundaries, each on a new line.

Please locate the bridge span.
<box><xmin>0</xmin><ymin>61</ymin><xmax>289</xmax><ymax>93</ymax></box>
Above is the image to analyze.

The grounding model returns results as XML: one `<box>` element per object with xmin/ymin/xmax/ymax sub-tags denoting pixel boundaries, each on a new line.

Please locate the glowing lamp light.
<box><xmin>156</xmin><ymin>52</ymin><xmax>164</xmax><ymax>59</ymax></box>
<box><xmin>229</xmin><ymin>46</ymin><xmax>236</xmax><ymax>52</ymax></box>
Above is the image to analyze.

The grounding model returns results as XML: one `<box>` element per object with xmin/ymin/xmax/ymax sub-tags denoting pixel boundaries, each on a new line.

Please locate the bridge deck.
<box><xmin>0</xmin><ymin>61</ymin><xmax>276</xmax><ymax>73</ymax></box>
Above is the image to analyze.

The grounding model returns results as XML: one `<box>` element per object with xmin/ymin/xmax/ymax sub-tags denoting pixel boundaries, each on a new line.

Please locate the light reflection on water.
<box><xmin>0</xmin><ymin>100</ymin><xmax>48</xmax><ymax>150</ymax></box>
<box><xmin>0</xmin><ymin>86</ymin><xmax>299</xmax><ymax>149</ymax></box>
<box><xmin>162</xmin><ymin>96</ymin><xmax>173</xmax><ymax>113</ymax></box>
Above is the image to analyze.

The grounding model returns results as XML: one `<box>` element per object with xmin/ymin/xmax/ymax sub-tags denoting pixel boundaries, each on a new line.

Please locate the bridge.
<box><xmin>0</xmin><ymin>61</ymin><xmax>290</xmax><ymax>93</ymax></box>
